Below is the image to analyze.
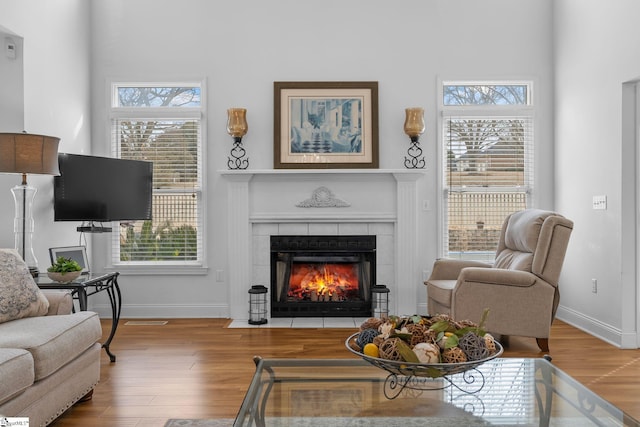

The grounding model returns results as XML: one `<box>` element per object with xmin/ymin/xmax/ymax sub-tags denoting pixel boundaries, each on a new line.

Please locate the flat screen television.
<box><xmin>54</xmin><ymin>153</ymin><xmax>153</xmax><ymax>230</ymax></box>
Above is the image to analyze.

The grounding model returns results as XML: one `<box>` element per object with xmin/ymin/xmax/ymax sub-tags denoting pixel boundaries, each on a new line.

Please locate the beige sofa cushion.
<box><xmin>41</xmin><ymin>290</ymin><xmax>74</xmax><ymax>315</ymax></box>
<box><xmin>0</xmin><ymin>249</ymin><xmax>49</xmax><ymax>324</ymax></box>
<box><xmin>0</xmin><ymin>311</ymin><xmax>101</xmax><ymax>381</ymax></box>
<box><xmin>0</xmin><ymin>348</ymin><xmax>34</xmax><ymax>405</ymax></box>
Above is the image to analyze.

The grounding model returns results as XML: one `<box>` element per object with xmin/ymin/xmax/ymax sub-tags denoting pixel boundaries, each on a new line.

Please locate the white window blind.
<box><xmin>441</xmin><ymin>83</ymin><xmax>534</xmax><ymax>261</ymax></box>
<box><xmin>110</xmin><ymin>84</ymin><xmax>204</xmax><ymax>266</ymax></box>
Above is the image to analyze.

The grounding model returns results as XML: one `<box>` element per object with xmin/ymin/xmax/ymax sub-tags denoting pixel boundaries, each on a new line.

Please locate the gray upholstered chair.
<box><xmin>425</xmin><ymin>209</ymin><xmax>573</xmax><ymax>352</ymax></box>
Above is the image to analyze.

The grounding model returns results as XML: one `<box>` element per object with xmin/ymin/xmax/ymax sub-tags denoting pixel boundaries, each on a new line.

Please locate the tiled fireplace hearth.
<box><xmin>221</xmin><ymin>169</ymin><xmax>425</xmax><ymax>321</ymax></box>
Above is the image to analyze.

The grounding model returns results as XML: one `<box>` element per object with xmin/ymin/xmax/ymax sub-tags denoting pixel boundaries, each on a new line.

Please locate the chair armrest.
<box><xmin>41</xmin><ymin>290</ymin><xmax>74</xmax><ymax>315</ymax></box>
<box><xmin>458</xmin><ymin>267</ymin><xmax>537</xmax><ymax>287</ymax></box>
<box><xmin>452</xmin><ymin>268</ymin><xmax>555</xmax><ymax>338</ymax></box>
<box><xmin>428</xmin><ymin>259</ymin><xmax>492</xmax><ymax>281</ymax></box>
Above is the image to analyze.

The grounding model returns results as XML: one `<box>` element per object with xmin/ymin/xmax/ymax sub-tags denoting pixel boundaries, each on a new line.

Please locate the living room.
<box><xmin>2</xmin><ymin>0</ymin><xmax>638</xmax><ymax>346</ymax></box>
<box><xmin>1</xmin><ymin>0</ymin><xmax>640</xmax><ymax>424</ymax></box>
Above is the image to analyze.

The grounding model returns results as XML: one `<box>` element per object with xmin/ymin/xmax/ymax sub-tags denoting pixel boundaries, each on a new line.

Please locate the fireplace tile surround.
<box><xmin>221</xmin><ymin>169</ymin><xmax>425</xmax><ymax>321</ymax></box>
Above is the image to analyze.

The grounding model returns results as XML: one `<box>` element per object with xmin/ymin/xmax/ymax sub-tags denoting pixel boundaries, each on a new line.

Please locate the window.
<box><xmin>110</xmin><ymin>83</ymin><xmax>204</xmax><ymax>267</ymax></box>
<box><xmin>440</xmin><ymin>82</ymin><xmax>534</xmax><ymax>261</ymax></box>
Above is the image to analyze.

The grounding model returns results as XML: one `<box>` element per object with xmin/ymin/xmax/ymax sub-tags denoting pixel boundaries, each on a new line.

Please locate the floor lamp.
<box><xmin>0</xmin><ymin>133</ymin><xmax>60</xmax><ymax>276</ymax></box>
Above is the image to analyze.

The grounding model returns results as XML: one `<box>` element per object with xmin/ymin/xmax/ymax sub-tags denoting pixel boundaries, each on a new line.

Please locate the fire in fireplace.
<box><xmin>270</xmin><ymin>235</ymin><xmax>376</xmax><ymax>317</ymax></box>
<box><xmin>288</xmin><ymin>261</ymin><xmax>361</xmax><ymax>302</ymax></box>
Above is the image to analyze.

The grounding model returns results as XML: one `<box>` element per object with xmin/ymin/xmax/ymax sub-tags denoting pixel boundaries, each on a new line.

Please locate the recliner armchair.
<box><xmin>425</xmin><ymin>209</ymin><xmax>573</xmax><ymax>352</ymax></box>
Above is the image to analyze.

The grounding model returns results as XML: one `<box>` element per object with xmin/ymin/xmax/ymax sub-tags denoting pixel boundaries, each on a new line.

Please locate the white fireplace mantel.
<box><xmin>220</xmin><ymin>169</ymin><xmax>426</xmax><ymax>320</ymax></box>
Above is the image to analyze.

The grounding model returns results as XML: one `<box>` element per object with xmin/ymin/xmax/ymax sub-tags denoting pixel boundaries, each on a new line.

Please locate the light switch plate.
<box><xmin>592</xmin><ymin>195</ymin><xmax>607</xmax><ymax>210</ymax></box>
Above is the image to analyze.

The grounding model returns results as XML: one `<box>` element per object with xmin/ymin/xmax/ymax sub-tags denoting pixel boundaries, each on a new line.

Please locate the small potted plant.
<box><xmin>47</xmin><ymin>256</ymin><xmax>83</xmax><ymax>283</ymax></box>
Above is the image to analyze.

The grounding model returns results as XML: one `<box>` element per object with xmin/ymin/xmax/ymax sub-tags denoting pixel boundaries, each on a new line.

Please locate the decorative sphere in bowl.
<box><xmin>47</xmin><ymin>271</ymin><xmax>81</xmax><ymax>283</ymax></box>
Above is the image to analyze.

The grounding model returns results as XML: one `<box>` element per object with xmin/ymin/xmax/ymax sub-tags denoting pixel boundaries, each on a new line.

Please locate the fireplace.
<box><xmin>270</xmin><ymin>235</ymin><xmax>376</xmax><ymax>317</ymax></box>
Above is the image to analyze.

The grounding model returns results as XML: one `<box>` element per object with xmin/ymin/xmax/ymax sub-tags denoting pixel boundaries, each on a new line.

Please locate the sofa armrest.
<box><xmin>427</xmin><ymin>258</ymin><xmax>492</xmax><ymax>282</ymax></box>
<box><xmin>41</xmin><ymin>290</ymin><xmax>74</xmax><ymax>315</ymax></box>
<box><xmin>457</xmin><ymin>267</ymin><xmax>537</xmax><ymax>287</ymax></box>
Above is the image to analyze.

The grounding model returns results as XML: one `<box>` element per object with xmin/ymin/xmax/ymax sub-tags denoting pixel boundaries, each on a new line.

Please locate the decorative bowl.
<box><xmin>47</xmin><ymin>270</ymin><xmax>81</xmax><ymax>283</ymax></box>
<box><xmin>345</xmin><ymin>332</ymin><xmax>503</xmax><ymax>378</ymax></box>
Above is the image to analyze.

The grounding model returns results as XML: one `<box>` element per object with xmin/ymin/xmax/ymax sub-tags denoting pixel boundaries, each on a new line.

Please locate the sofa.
<box><xmin>0</xmin><ymin>249</ymin><xmax>102</xmax><ymax>426</ymax></box>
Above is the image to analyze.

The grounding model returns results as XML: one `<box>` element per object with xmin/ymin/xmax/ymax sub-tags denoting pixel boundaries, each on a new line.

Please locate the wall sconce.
<box><xmin>0</xmin><ymin>132</ymin><xmax>60</xmax><ymax>276</ymax></box>
<box><xmin>227</xmin><ymin>108</ymin><xmax>249</xmax><ymax>170</ymax></box>
<box><xmin>403</xmin><ymin>107</ymin><xmax>426</xmax><ymax>169</ymax></box>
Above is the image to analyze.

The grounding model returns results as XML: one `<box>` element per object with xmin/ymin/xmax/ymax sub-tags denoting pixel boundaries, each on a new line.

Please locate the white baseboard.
<box><xmin>89</xmin><ymin>303</ymin><xmax>231</xmax><ymax>319</ymax></box>
<box><xmin>555</xmin><ymin>305</ymin><xmax>630</xmax><ymax>348</ymax></box>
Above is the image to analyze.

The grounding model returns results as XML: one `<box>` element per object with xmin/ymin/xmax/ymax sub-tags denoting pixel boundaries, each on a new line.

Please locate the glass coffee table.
<box><xmin>235</xmin><ymin>357</ymin><xmax>639</xmax><ymax>427</ymax></box>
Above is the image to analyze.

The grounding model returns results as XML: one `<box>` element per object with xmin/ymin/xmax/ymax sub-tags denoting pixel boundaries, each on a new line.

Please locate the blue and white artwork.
<box><xmin>288</xmin><ymin>98</ymin><xmax>363</xmax><ymax>154</ymax></box>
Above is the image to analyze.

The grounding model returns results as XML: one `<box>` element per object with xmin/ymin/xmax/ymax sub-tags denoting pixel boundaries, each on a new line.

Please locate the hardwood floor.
<box><xmin>49</xmin><ymin>318</ymin><xmax>640</xmax><ymax>427</ymax></box>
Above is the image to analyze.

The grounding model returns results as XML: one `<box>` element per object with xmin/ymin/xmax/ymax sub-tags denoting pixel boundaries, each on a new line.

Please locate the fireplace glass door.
<box><xmin>270</xmin><ymin>236</ymin><xmax>375</xmax><ymax>317</ymax></box>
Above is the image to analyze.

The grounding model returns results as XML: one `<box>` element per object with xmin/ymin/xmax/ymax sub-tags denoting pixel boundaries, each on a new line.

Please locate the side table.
<box><xmin>36</xmin><ymin>272</ymin><xmax>121</xmax><ymax>362</ymax></box>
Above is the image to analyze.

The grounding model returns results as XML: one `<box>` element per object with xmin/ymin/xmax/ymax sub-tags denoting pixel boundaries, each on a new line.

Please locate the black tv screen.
<box><xmin>54</xmin><ymin>153</ymin><xmax>153</xmax><ymax>222</ymax></box>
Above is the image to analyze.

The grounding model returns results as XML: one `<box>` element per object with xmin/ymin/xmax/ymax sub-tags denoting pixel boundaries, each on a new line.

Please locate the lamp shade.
<box><xmin>226</xmin><ymin>108</ymin><xmax>248</xmax><ymax>138</ymax></box>
<box><xmin>0</xmin><ymin>133</ymin><xmax>60</xmax><ymax>176</ymax></box>
<box><xmin>403</xmin><ymin>108</ymin><xmax>425</xmax><ymax>138</ymax></box>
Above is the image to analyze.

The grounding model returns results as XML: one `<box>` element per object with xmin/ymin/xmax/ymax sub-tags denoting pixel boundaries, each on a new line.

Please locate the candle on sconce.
<box><xmin>403</xmin><ymin>107</ymin><xmax>425</xmax><ymax>142</ymax></box>
<box><xmin>226</xmin><ymin>108</ymin><xmax>248</xmax><ymax>142</ymax></box>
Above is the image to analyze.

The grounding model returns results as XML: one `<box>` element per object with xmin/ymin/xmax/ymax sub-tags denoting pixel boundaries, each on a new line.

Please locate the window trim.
<box><xmin>106</xmin><ymin>79</ymin><xmax>208</xmax><ymax>275</ymax></box>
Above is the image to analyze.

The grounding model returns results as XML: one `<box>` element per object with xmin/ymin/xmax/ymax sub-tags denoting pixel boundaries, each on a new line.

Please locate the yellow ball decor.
<box><xmin>363</xmin><ymin>343</ymin><xmax>379</xmax><ymax>358</ymax></box>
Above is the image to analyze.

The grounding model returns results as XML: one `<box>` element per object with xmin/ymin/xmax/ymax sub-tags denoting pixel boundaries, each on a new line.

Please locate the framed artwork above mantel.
<box><xmin>274</xmin><ymin>81</ymin><xmax>379</xmax><ymax>169</ymax></box>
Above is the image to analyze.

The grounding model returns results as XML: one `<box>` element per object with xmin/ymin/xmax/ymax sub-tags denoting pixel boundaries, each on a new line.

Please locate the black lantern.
<box><xmin>248</xmin><ymin>285</ymin><xmax>268</xmax><ymax>325</ymax></box>
<box><xmin>372</xmin><ymin>284</ymin><xmax>390</xmax><ymax>318</ymax></box>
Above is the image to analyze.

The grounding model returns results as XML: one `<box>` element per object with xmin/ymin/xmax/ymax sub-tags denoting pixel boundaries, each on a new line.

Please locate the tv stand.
<box><xmin>77</xmin><ymin>223</ymin><xmax>112</xmax><ymax>233</ymax></box>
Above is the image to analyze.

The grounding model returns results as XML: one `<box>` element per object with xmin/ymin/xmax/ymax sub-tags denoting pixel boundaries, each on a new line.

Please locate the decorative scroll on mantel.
<box><xmin>296</xmin><ymin>186</ymin><xmax>350</xmax><ymax>208</ymax></box>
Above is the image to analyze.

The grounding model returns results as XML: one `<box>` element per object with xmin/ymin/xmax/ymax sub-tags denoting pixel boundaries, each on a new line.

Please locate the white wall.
<box><xmin>88</xmin><ymin>0</ymin><xmax>555</xmax><ymax>319</ymax></box>
<box><xmin>1</xmin><ymin>0</ymin><xmax>555</xmax><ymax>319</ymax></box>
<box><xmin>0</xmin><ymin>0</ymin><xmax>92</xmax><ymax>270</ymax></box>
<box><xmin>554</xmin><ymin>0</ymin><xmax>640</xmax><ymax>347</ymax></box>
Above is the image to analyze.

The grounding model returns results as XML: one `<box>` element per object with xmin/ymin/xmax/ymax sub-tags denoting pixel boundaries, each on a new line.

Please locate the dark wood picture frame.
<box><xmin>274</xmin><ymin>81</ymin><xmax>379</xmax><ymax>169</ymax></box>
